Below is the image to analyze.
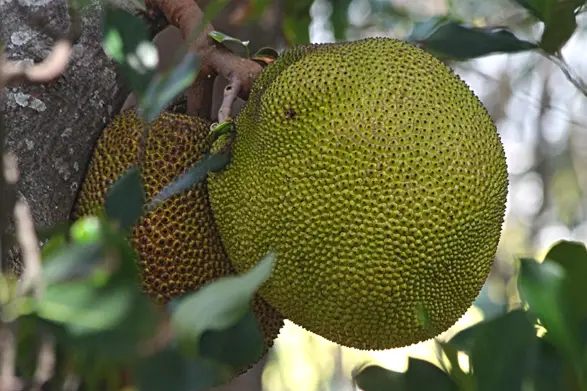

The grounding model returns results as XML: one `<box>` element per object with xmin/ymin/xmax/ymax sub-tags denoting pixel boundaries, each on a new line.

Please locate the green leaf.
<box><xmin>540</xmin><ymin>2</ymin><xmax>578</xmax><ymax>54</ymax></box>
<box><xmin>405</xmin><ymin>358</ymin><xmax>457</xmax><ymax>391</ymax></box>
<box><xmin>135</xmin><ymin>348</ymin><xmax>229</xmax><ymax>391</ymax></box>
<box><xmin>514</xmin><ymin>0</ymin><xmax>557</xmax><ymax>21</ymax></box>
<box><xmin>140</xmin><ymin>52</ymin><xmax>199</xmax><ymax>122</ymax></box>
<box><xmin>199</xmin><ymin>310</ymin><xmax>265</xmax><ymax>373</ymax></box>
<box><xmin>437</xmin><ymin>342</ymin><xmax>475</xmax><ymax>391</ymax></box>
<box><xmin>35</xmin><ymin>268</ymin><xmax>158</xmax><ymax>358</ymax></box>
<box><xmin>409</xmin><ymin>17</ymin><xmax>538</xmax><ymax>60</ymax></box>
<box><xmin>39</xmin><ymin>233</ymin><xmax>69</xmax><ymax>260</ymax></box>
<box><xmin>447</xmin><ymin>310</ymin><xmax>537</xmax><ymax>391</ymax></box>
<box><xmin>252</xmin><ymin>47</ymin><xmax>279</xmax><ymax>63</ymax></box>
<box><xmin>70</xmin><ymin>216</ymin><xmax>102</xmax><ymax>245</ymax></box>
<box><xmin>353</xmin><ymin>364</ymin><xmax>406</xmax><ymax>391</ymax></box>
<box><xmin>208</xmin><ymin>31</ymin><xmax>250</xmax><ymax>57</ymax></box>
<box><xmin>209</xmin><ymin>121</ymin><xmax>234</xmax><ymax>142</ymax></box>
<box><xmin>36</xmin><ymin>221</ymin><xmax>71</xmax><ymax>242</ymax></box>
<box><xmin>518</xmin><ymin>258</ymin><xmax>580</xmax><ymax>361</ymax></box>
<box><xmin>36</xmin><ymin>281</ymin><xmax>136</xmax><ymax>332</ymax></box>
<box><xmin>543</xmin><ymin>240</ymin><xmax>587</xmax><ymax>319</ymax></box>
<box><xmin>102</xmin><ymin>7</ymin><xmax>156</xmax><ymax>99</ymax></box>
<box><xmin>283</xmin><ymin>0</ymin><xmax>312</xmax><ymax>44</ymax></box>
<box><xmin>42</xmin><ymin>242</ymin><xmax>104</xmax><ymax>285</ymax></box>
<box><xmin>147</xmin><ymin>153</ymin><xmax>230</xmax><ymax>212</ymax></box>
<box><xmin>104</xmin><ymin>167</ymin><xmax>145</xmax><ymax>231</ymax></box>
<box><xmin>532</xmin><ymin>338</ymin><xmax>566</xmax><ymax>391</ymax></box>
<box><xmin>170</xmin><ymin>251</ymin><xmax>276</xmax><ymax>355</ymax></box>
<box><xmin>329</xmin><ymin>0</ymin><xmax>352</xmax><ymax>41</ymax></box>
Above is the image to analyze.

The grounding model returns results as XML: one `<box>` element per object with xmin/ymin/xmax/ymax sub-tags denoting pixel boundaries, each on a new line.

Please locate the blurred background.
<box><xmin>199</xmin><ymin>0</ymin><xmax>587</xmax><ymax>390</ymax></box>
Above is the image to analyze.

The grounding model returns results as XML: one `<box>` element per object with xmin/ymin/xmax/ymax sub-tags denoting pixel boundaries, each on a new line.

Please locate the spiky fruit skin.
<box><xmin>72</xmin><ymin>109</ymin><xmax>284</xmax><ymax>360</ymax></box>
<box><xmin>207</xmin><ymin>38</ymin><xmax>508</xmax><ymax>350</ymax></box>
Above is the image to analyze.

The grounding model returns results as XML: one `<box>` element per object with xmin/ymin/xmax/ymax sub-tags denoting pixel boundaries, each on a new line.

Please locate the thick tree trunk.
<box><xmin>1</xmin><ymin>1</ymin><xmax>130</xmax><ymax>272</ymax></box>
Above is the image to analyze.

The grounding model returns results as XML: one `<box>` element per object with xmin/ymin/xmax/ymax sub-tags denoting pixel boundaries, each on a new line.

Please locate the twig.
<box><xmin>14</xmin><ymin>201</ymin><xmax>43</xmax><ymax>299</ymax></box>
<box><xmin>149</xmin><ymin>0</ymin><xmax>263</xmax><ymax>119</ymax></box>
<box><xmin>61</xmin><ymin>373</ymin><xmax>80</xmax><ymax>391</ymax></box>
<box><xmin>218</xmin><ymin>79</ymin><xmax>241</xmax><ymax>123</ymax></box>
<box><xmin>31</xmin><ymin>334</ymin><xmax>55</xmax><ymax>391</ymax></box>
<box><xmin>0</xmin><ymin>325</ymin><xmax>19</xmax><ymax>391</ymax></box>
<box><xmin>1</xmin><ymin>4</ymin><xmax>82</xmax><ymax>88</ymax></box>
<box><xmin>543</xmin><ymin>51</ymin><xmax>587</xmax><ymax>99</ymax></box>
<box><xmin>137</xmin><ymin>314</ymin><xmax>174</xmax><ymax>357</ymax></box>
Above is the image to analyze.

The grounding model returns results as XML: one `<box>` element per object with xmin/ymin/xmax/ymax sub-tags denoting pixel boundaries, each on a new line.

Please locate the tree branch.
<box><xmin>544</xmin><ymin>51</ymin><xmax>587</xmax><ymax>99</ymax></box>
<box><xmin>148</xmin><ymin>0</ymin><xmax>263</xmax><ymax>120</ymax></box>
<box><xmin>187</xmin><ymin>72</ymin><xmax>215</xmax><ymax>118</ymax></box>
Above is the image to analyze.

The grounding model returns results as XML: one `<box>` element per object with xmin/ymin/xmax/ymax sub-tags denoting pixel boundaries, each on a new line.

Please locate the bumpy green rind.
<box><xmin>208</xmin><ymin>37</ymin><xmax>509</xmax><ymax>350</ymax></box>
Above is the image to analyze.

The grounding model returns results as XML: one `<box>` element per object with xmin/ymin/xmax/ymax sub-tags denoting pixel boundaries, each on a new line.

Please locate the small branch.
<box><xmin>14</xmin><ymin>201</ymin><xmax>43</xmax><ymax>299</ymax></box>
<box><xmin>0</xmin><ymin>325</ymin><xmax>19</xmax><ymax>391</ymax></box>
<box><xmin>137</xmin><ymin>314</ymin><xmax>174</xmax><ymax>357</ymax></box>
<box><xmin>218</xmin><ymin>79</ymin><xmax>241</xmax><ymax>123</ymax></box>
<box><xmin>149</xmin><ymin>0</ymin><xmax>263</xmax><ymax>119</ymax></box>
<box><xmin>31</xmin><ymin>334</ymin><xmax>55</xmax><ymax>391</ymax></box>
<box><xmin>543</xmin><ymin>51</ymin><xmax>587</xmax><ymax>99</ymax></box>
<box><xmin>1</xmin><ymin>4</ymin><xmax>82</xmax><ymax>88</ymax></box>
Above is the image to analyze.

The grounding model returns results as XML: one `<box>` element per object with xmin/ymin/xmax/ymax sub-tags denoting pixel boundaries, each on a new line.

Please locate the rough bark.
<box><xmin>1</xmin><ymin>0</ymin><xmax>128</xmax><ymax>237</ymax></box>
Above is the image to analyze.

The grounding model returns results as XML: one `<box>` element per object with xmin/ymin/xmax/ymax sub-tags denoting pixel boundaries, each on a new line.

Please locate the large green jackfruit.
<box><xmin>72</xmin><ymin>109</ymin><xmax>284</xmax><ymax>363</ymax></box>
<box><xmin>207</xmin><ymin>38</ymin><xmax>508</xmax><ymax>350</ymax></box>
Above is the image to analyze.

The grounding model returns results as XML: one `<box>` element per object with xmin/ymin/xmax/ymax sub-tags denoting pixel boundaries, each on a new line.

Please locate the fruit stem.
<box><xmin>148</xmin><ymin>0</ymin><xmax>263</xmax><ymax>120</ymax></box>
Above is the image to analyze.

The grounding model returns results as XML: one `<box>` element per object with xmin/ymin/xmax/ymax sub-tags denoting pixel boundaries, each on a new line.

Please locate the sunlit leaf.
<box><xmin>447</xmin><ymin>309</ymin><xmax>537</xmax><ymax>391</ymax></box>
<box><xmin>104</xmin><ymin>167</ymin><xmax>145</xmax><ymax>232</ymax></box>
<box><xmin>543</xmin><ymin>240</ymin><xmax>587</xmax><ymax>318</ymax></box>
<box><xmin>208</xmin><ymin>31</ymin><xmax>250</xmax><ymax>57</ymax></box>
<box><xmin>147</xmin><ymin>153</ymin><xmax>230</xmax><ymax>212</ymax></box>
<box><xmin>170</xmin><ymin>251</ymin><xmax>276</xmax><ymax>355</ymax></box>
<box><xmin>409</xmin><ymin>17</ymin><xmax>538</xmax><ymax>60</ymax></box>
<box><xmin>353</xmin><ymin>364</ymin><xmax>406</xmax><ymax>391</ymax></box>
<box><xmin>209</xmin><ymin>121</ymin><xmax>234</xmax><ymax>142</ymax></box>
<box><xmin>519</xmin><ymin>258</ymin><xmax>580</xmax><ymax>361</ymax></box>
<box><xmin>437</xmin><ymin>342</ymin><xmax>475</xmax><ymax>390</ymax></box>
<box><xmin>69</xmin><ymin>216</ymin><xmax>102</xmax><ymax>245</ymax></box>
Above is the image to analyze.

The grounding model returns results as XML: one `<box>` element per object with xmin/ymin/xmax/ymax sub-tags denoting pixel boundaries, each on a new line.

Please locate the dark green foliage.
<box><xmin>355</xmin><ymin>242</ymin><xmax>587</xmax><ymax>390</ymax></box>
<box><xmin>408</xmin><ymin>17</ymin><xmax>538</xmax><ymax>60</ymax></box>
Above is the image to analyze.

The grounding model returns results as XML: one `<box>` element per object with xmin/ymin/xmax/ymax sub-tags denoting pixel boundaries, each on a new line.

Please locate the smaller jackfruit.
<box><xmin>72</xmin><ymin>108</ymin><xmax>284</xmax><ymax>370</ymax></box>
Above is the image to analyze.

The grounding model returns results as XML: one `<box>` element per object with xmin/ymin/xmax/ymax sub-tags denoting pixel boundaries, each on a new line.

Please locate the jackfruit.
<box><xmin>207</xmin><ymin>37</ymin><xmax>508</xmax><ymax>350</ymax></box>
<box><xmin>72</xmin><ymin>108</ymin><xmax>284</xmax><ymax>358</ymax></box>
